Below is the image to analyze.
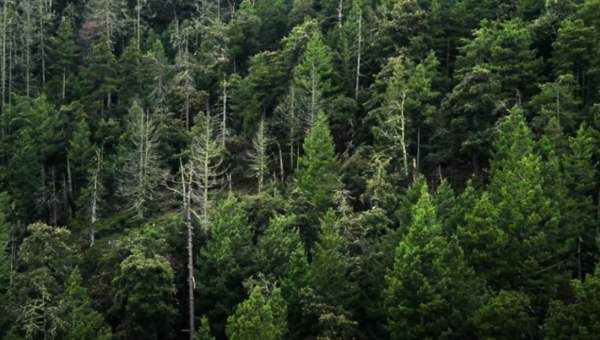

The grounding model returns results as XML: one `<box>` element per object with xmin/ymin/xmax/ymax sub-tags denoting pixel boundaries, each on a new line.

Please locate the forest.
<box><xmin>1</xmin><ymin>0</ymin><xmax>600</xmax><ymax>339</ymax></box>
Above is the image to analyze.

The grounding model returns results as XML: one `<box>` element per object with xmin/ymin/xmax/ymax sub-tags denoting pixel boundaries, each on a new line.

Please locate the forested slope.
<box><xmin>1</xmin><ymin>0</ymin><xmax>600</xmax><ymax>339</ymax></box>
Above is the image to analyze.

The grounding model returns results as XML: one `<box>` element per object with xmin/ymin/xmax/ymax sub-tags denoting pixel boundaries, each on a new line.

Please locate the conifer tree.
<box><xmin>112</xmin><ymin>248</ymin><xmax>177</xmax><ymax>339</ymax></box>
<box><xmin>295</xmin><ymin>111</ymin><xmax>338</xmax><ymax>247</ymax></box>
<box><xmin>226</xmin><ymin>282</ymin><xmax>287</xmax><ymax>340</ymax></box>
<box><xmin>61</xmin><ymin>268</ymin><xmax>112</xmax><ymax>340</ymax></box>
<box><xmin>81</xmin><ymin>39</ymin><xmax>118</xmax><ymax>118</ymax></box>
<box><xmin>48</xmin><ymin>16</ymin><xmax>79</xmax><ymax>102</ymax></box>
<box><xmin>196</xmin><ymin>316</ymin><xmax>215</xmax><ymax>340</ymax></box>
<box><xmin>0</xmin><ymin>192</ymin><xmax>10</xmax><ymax>291</ymax></box>
<box><xmin>82</xmin><ymin>0</ymin><xmax>128</xmax><ymax>44</ymax></box>
<box><xmin>293</xmin><ymin>32</ymin><xmax>335</xmax><ymax>126</ymax></box>
<box><xmin>384</xmin><ymin>183</ymin><xmax>483</xmax><ymax>340</ymax></box>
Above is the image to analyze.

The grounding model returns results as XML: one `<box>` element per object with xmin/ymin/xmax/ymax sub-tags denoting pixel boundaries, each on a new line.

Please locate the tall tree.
<box><xmin>61</xmin><ymin>268</ymin><xmax>112</xmax><ymax>340</ymax></box>
<box><xmin>226</xmin><ymin>282</ymin><xmax>287</xmax><ymax>340</ymax></box>
<box><xmin>118</xmin><ymin>101</ymin><xmax>163</xmax><ymax>219</ymax></box>
<box><xmin>295</xmin><ymin>111</ymin><xmax>338</xmax><ymax>248</ymax></box>
<box><xmin>293</xmin><ymin>32</ymin><xmax>335</xmax><ymax>126</ymax></box>
<box><xmin>48</xmin><ymin>15</ymin><xmax>79</xmax><ymax>102</ymax></box>
<box><xmin>384</xmin><ymin>183</ymin><xmax>483</xmax><ymax>340</ymax></box>
<box><xmin>248</xmin><ymin>118</ymin><xmax>269</xmax><ymax>193</ymax></box>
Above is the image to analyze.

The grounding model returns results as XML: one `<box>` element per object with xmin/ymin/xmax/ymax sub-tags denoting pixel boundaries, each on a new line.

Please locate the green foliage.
<box><xmin>295</xmin><ymin>111</ymin><xmax>338</xmax><ymax>249</ymax></box>
<box><xmin>112</xmin><ymin>248</ymin><xmax>176</xmax><ymax>339</ymax></box>
<box><xmin>61</xmin><ymin>268</ymin><xmax>112</xmax><ymax>340</ymax></box>
<box><xmin>473</xmin><ymin>290</ymin><xmax>535</xmax><ymax>339</ymax></box>
<box><xmin>544</xmin><ymin>264</ymin><xmax>600</xmax><ymax>339</ymax></box>
<box><xmin>384</xmin><ymin>183</ymin><xmax>483</xmax><ymax>340</ymax></box>
<box><xmin>226</xmin><ymin>282</ymin><xmax>287</xmax><ymax>340</ymax></box>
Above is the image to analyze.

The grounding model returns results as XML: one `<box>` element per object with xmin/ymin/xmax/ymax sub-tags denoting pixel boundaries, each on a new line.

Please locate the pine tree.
<box><xmin>196</xmin><ymin>316</ymin><xmax>215</xmax><ymax>340</ymax></box>
<box><xmin>48</xmin><ymin>15</ymin><xmax>79</xmax><ymax>102</ymax></box>
<box><xmin>295</xmin><ymin>111</ymin><xmax>338</xmax><ymax>248</ymax></box>
<box><xmin>81</xmin><ymin>39</ymin><xmax>118</xmax><ymax>118</ymax></box>
<box><xmin>61</xmin><ymin>268</ymin><xmax>112</xmax><ymax>340</ymax></box>
<box><xmin>293</xmin><ymin>32</ymin><xmax>335</xmax><ymax>126</ymax></box>
<box><xmin>82</xmin><ymin>0</ymin><xmax>128</xmax><ymax>44</ymax></box>
<box><xmin>456</xmin><ymin>18</ymin><xmax>543</xmax><ymax>100</ymax></box>
<box><xmin>226</xmin><ymin>282</ymin><xmax>287</xmax><ymax>340</ymax></box>
<box><xmin>384</xmin><ymin>183</ymin><xmax>483</xmax><ymax>340</ymax></box>
<box><xmin>112</xmin><ymin>248</ymin><xmax>177</xmax><ymax>339</ymax></box>
<box><xmin>118</xmin><ymin>101</ymin><xmax>163</xmax><ymax>219</ymax></box>
<box><xmin>460</xmin><ymin>108</ymin><xmax>570</xmax><ymax>304</ymax></box>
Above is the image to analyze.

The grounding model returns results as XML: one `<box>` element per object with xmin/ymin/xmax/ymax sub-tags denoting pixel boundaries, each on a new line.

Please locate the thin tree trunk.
<box><xmin>222</xmin><ymin>76</ymin><xmax>227</xmax><ymax>149</ymax></box>
<box><xmin>354</xmin><ymin>9</ymin><xmax>362</xmax><ymax>101</ymax></box>
<box><xmin>66</xmin><ymin>156</ymin><xmax>72</xmax><ymax>194</ymax></box>
<box><xmin>1</xmin><ymin>1</ymin><xmax>7</xmax><ymax>112</ymax></box>
<box><xmin>289</xmin><ymin>86</ymin><xmax>295</xmax><ymax>171</ymax></box>
<box><xmin>399</xmin><ymin>92</ymin><xmax>408</xmax><ymax>178</ymax></box>
<box><xmin>51</xmin><ymin>166</ymin><xmax>57</xmax><ymax>226</ymax></box>
<box><xmin>181</xmin><ymin>161</ymin><xmax>195</xmax><ymax>340</ymax></box>
<box><xmin>61</xmin><ymin>67</ymin><xmax>66</xmax><ymax>100</ymax></box>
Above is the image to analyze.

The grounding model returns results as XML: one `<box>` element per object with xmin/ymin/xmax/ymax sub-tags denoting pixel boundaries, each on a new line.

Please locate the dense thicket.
<box><xmin>1</xmin><ymin>0</ymin><xmax>600</xmax><ymax>339</ymax></box>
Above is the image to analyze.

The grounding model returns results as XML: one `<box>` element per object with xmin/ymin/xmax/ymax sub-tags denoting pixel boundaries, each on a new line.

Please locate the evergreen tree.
<box><xmin>112</xmin><ymin>248</ymin><xmax>177</xmax><ymax>339</ymax></box>
<box><xmin>196</xmin><ymin>316</ymin><xmax>215</xmax><ymax>340</ymax></box>
<box><xmin>295</xmin><ymin>111</ymin><xmax>338</xmax><ymax>248</ymax></box>
<box><xmin>544</xmin><ymin>263</ymin><xmax>600</xmax><ymax>339</ymax></box>
<box><xmin>80</xmin><ymin>39</ymin><xmax>118</xmax><ymax>118</ymax></box>
<box><xmin>61</xmin><ymin>268</ymin><xmax>112</xmax><ymax>340</ymax></box>
<box><xmin>293</xmin><ymin>32</ymin><xmax>335</xmax><ymax>126</ymax></box>
<box><xmin>48</xmin><ymin>15</ymin><xmax>79</xmax><ymax>102</ymax></box>
<box><xmin>384</xmin><ymin>183</ymin><xmax>483</xmax><ymax>340</ymax></box>
<box><xmin>456</xmin><ymin>18</ymin><xmax>543</xmax><ymax>101</ymax></box>
<box><xmin>226</xmin><ymin>282</ymin><xmax>287</xmax><ymax>340</ymax></box>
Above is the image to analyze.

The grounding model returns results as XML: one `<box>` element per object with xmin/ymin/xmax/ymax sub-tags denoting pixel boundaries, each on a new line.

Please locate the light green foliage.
<box><xmin>544</xmin><ymin>264</ymin><xmax>600</xmax><ymax>339</ymax></box>
<box><xmin>61</xmin><ymin>268</ymin><xmax>112</xmax><ymax>340</ymax></box>
<box><xmin>295</xmin><ymin>111</ymin><xmax>338</xmax><ymax>248</ymax></box>
<box><xmin>456</xmin><ymin>18</ymin><xmax>542</xmax><ymax>99</ymax></box>
<box><xmin>257</xmin><ymin>214</ymin><xmax>302</xmax><ymax>279</ymax></box>
<box><xmin>529</xmin><ymin>75</ymin><xmax>582</xmax><ymax>134</ymax></box>
<box><xmin>9</xmin><ymin>223</ymin><xmax>75</xmax><ymax>340</ymax></box>
<box><xmin>385</xmin><ymin>183</ymin><xmax>483</xmax><ymax>340</ymax></box>
<box><xmin>196</xmin><ymin>316</ymin><xmax>215</xmax><ymax>340</ymax></box>
<box><xmin>112</xmin><ymin>248</ymin><xmax>176</xmax><ymax>339</ymax></box>
<box><xmin>198</xmin><ymin>194</ymin><xmax>256</xmax><ymax>337</ymax></box>
<box><xmin>293</xmin><ymin>32</ymin><xmax>335</xmax><ymax>125</ymax></box>
<box><xmin>460</xmin><ymin>108</ymin><xmax>569</xmax><ymax>303</ymax></box>
<box><xmin>226</xmin><ymin>282</ymin><xmax>287</xmax><ymax>340</ymax></box>
<box><xmin>473</xmin><ymin>290</ymin><xmax>534</xmax><ymax>339</ymax></box>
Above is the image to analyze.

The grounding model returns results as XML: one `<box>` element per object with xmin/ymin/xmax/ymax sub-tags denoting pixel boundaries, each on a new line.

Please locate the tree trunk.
<box><xmin>181</xmin><ymin>161</ymin><xmax>195</xmax><ymax>340</ymax></box>
<box><xmin>222</xmin><ymin>76</ymin><xmax>227</xmax><ymax>149</ymax></box>
<box><xmin>354</xmin><ymin>9</ymin><xmax>362</xmax><ymax>101</ymax></box>
<box><xmin>1</xmin><ymin>1</ymin><xmax>7</xmax><ymax>112</ymax></box>
<box><xmin>399</xmin><ymin>92</ymin><xmax>408</xmax><ymax>178</ymax></box>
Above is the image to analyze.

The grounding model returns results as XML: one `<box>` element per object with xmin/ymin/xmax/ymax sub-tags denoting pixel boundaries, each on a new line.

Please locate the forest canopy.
<box><xmin>1</xmin><ymin>0</ymin><xmax>600</xmax><ymax>339</ymax></box>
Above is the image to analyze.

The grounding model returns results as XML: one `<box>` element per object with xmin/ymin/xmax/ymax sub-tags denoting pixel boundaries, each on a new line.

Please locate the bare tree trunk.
<box><xmin>278</xmin><ymin>142</ymin><xmax>284</xmax><ymax>182</ymax></box>
<box><xmin>1</xmin><ymin>1</ymin><xmax>7</xmax><ymax>112</ymax></box>
<box><xmin>399</xmin><ymin>92</ymin><xmax>408</xmax><ymax>178</ymax></box>
<box><xmin>222</xmin><ymin>76</ymin><xmax>227</xmax><ymax>149</ymax></box>
<box><xmin>90</xmin><ymin>150</ymin><xmax>102</xmax><ymax>247</ymax></box>
<box><xmin>51</xmin><ymin>166</ymin><xmax>57</xmax><ymax>226</ymax></box>
<box><xmin>136</xmin><ymin>0</ymin><xmax>141</xmax><ymax>49</ymax></box>
<box><xmin>289</xmin><ymin>86</ymin><xmax>296</xmax><ymax>171</ymax></box>
<box><xmin>66</xmin><ymin>156</ymin><xmax>73</xmax><ymax>194</ymax></box>
<box><xmin>61</xmin><ymin>67</ymin><xmax>66</xmax><ymax>100</ymax></box>
<box><xmin>180</xmin><ymin>161</ymin><xmax>195</xmax><ymax>340</ymax></box>
<box><xmin>337</xmin><ymin>0</ymin><xmax>343</xmax><ymax>28</ymax></box>
<box><xmin>39</xmin><ymin>2</ymin><xmax>46</xmax><ymax>88</ymax></box>
<box><xmin>354</xmin><ymin>8</ymin><xmax>362</xmax><ymax>101</ymax></box>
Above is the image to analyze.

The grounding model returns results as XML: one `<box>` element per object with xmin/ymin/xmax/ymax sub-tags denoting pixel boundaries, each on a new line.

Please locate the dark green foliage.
<box><xmin>1</xmin><ymin>2</ymin><xmax>600</xmax><ymax>339</ymax></box>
